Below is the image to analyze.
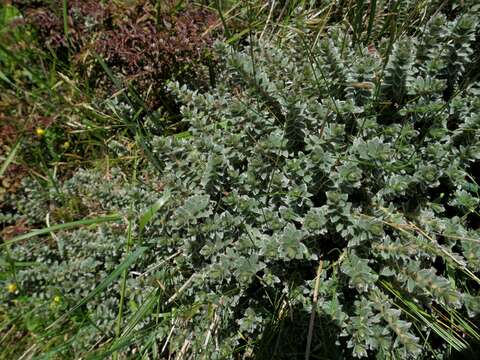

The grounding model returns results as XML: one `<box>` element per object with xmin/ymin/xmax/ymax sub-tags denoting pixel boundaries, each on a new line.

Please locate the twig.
<box><xmin>140</xmin><ymin>251</ymin><xmax>182</xmax><ymax>278</ymax></box>
<box><xmin>175</xmin><ymin>338</ymin><xmax>191</xmax><ymax>360</ymax></box>
<box><xmin>305</xmin><ymin>260</ymin><xmax>323</xmax><ymax>360</ymax></box>
<box><xmin>162</xmin><ymin>321</ymin><xmax>176</xmax><ymax>354</ymax></box>
<box><xmin>260</xmin><ymin>0</ymin><xmax>276</xmax><ymax>40</ymax></box>
<box><xmin>202</xmin><ymin>308</ymin><xmax>220</xmax><ymax>359</ymax></box>
<box><xmin>167</xmin><ymin>273</ymin><xmax>196</xmax><ymax>305</ymax></box>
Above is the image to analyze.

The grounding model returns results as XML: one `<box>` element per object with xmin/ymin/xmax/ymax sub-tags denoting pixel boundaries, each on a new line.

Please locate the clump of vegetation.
<box><xmin>19</xmin><ymin>0</ymin><xmax>218</xmax><ymax>107</ymax></box>
<box><xmin>1</xmin><ymin>0</ymin><xmax>480</xmax><ymax>359</ymax></box>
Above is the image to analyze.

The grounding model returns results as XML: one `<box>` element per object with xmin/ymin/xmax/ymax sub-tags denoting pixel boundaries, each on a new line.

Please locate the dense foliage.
<box><xmin>20</xmin><ymin>0</ymin><xmax>218</xmax><ymax>101</ymax></box>
<box><xmin>2</xmin><ymin>5</ymin><xmax>480</xmax><ymax>358</ymax></box>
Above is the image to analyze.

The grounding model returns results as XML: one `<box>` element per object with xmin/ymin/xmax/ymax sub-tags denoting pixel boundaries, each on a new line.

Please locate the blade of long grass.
<box><xmin>214</xmin><ymin>0</ymin><xmax>231</xmax><ymax>38</ymax></box>
<box><xmin>299</xmin><ymin>35</ymin><xmax>343</xmax><ymax>126</ymax></box>
<box><xmin>365</xmin><ymin>0</ymin><xmax>377</xmax><ymax>44</ymax></box>
<box><xmin>120</xmin><ymin>289</ymin><xmax>161</xmax><ymax>338</ymax></box>
<box><xmin>87</xmin><ymin>324</ymin><xmax>166</xmax><ymax>360</ymax></box>
<box><xmin>139</xmin><ymin>190</ymin><xmax>171</xmax><ymax>232</ymax></box>
<box><xmin>353</xmin><ymin>0</ymin><xmax>365</xmax><ymax>46</ymax></box>
<box><xmin>94</xmin><ymin>52</ymin><xmax>162</xmax><ymax>171</ymax></box>
<box><xmin>0</xmin><ymin>68</ymin><xmax>14</xmax><ymax>86</ymax></box>
<box><xmin>32</xmin><ymin>327</ymin><xmax>90</xmax><ymax>360</ymax></box>
<box><xmin>380</xmin><ymin>280</ymin><xmax>469</xmax><ymax>352</ymax></box>
<box><xmin>93</xmin><ymin>53</ymin><xmax>125</xmax><ymax>100</ymax></box>
<box><xmin>113</xmin><ymin>219</ymin><xmax>134</xmax><ymax>360</ymax></box>
<box><xmin>135</xmin><ymin>132</ymin><xmax>163</xmax><ymax>172</ymax></box>
<box><xmin>305</xmin><ymin>260</ymin><xmax>323</xmax><ymax>360</ymax></box>
<box><xmin>47</xmin><ymin>245</ymin><xmax>147</xmax><ymax>331</ymax></box>
<box><xmin>3</xmin><ymin>214</ymin><xmax>122</xmax><ymax>246</ymax></box>
<box><xmin>0</xmin><ymin>137</ymin><xmax>21</xmax><ymax>177</ymax></box>
<box><xmin>0</xmin><ymin>43</ymin><xmax>35</xmax><ymax>81</ymax></box>
<box><xmin>449</xmin><ymin>309</ymin><xmax>480</xmax><ymax>341</ymax></box>
<box><xmin>62</xmin><ymin>0</ymin><xmax>69</xmax><ymax>46</ymax></box>
<box><xmin>226</xmin><ymin>25</ymin><xmax>262</xmax><ymax>45</ymax></box>
<box><xmin>260</xmin><ymin>0</ymin><xmax>276</xmax><ymax>40</ymax></box>
<box><xmin>93</xmin><ymin>51</ymin><xmax>147</xmax><ymax>113</ymax></box>
<box><xmin>0</xmin><ymin>257</ymin><xmax>37</xmax><ymax>269</ymax></box>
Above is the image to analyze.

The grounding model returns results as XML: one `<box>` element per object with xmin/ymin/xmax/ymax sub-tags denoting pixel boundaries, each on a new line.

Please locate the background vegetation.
<box><xmin>1</xmin><ymin>0</ymin><xmax>479</xmax><ymax>359</ymax></box>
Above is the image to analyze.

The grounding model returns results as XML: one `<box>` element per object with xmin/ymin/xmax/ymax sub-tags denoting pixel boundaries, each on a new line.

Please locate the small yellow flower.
<box><xmin>62</xmin><ymin>141</ymin><xmax>70</xmax><ymax>150</ymax></box>
<box><xmin>6</xmin><ymin>283</ymin><xmax>17</xmax><ymax>294</ymax></box>
<box><xmin>36</xmin><ymin>128</ymin><xmax>45</xmax><ymax>136</ymax></box>
<box><xmin>53</xmin><ymin>295</ymin><xmax>62</xmax><ymax>304</ymax></box>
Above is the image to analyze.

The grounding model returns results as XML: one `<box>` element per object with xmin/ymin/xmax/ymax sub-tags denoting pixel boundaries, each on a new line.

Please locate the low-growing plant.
<box><xmin>17</xmin><ymin>0</ymin><xmax>218</xmax><ymax>108</ymax></box>
<box><xmin>2</xmin><ymin>3</ymin><xmax>480</xmax><ymax>360</ymax></box>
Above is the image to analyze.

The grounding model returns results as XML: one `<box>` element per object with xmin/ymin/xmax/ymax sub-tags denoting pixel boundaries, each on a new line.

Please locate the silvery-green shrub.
<box><xmin>2</xmin><ymin>10</ymin><xmax>480</xmax><ymax>359</ymax></box>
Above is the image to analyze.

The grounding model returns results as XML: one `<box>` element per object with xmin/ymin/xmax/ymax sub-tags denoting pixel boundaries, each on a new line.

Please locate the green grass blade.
<box><xmin>3</xmin><ymin>214</ymin><xmax>122</xmax><ymax>246</ymax></box>
<box><xmin>114</xmin><ymin>219</ymin><xmax>133</xmax><ymax>360</ymax></box>
<box><xmin>93</xmin><ymin>52</ymin><xmax>124</xmax><ymax>96</ymax></box>
<box><xmin>32</xmin><ymin>328</ymin><xmax>89</xmax><ymax>360</ymax></box>
<box><xmin>353</xmin><ymin>0</ymin><xmax>365</xmax><ymax>45</ymax></box>
<box><xmin>120</xmin><ymin>289</ymin><xmax>160</xmax><ymax>338</ymax></box>
<box><xmin>49</xmin><ymin>245</ymin><xmax>147</xmax><ymax>328</ymax></box>
<box><xmin>139</xmin><ymin>190</ymin><xmax>171</xmax><ymax>232</ymax></box>
<box><xmin>93</xmin><ymin>51</ymin><xmax>146</xmax><ymax>112</ymax></box>
<box><xmin>87</xmin><ymin>325</ymin><xmax>164</xmax><ymax>360</ymax></box>
<box><xmin>0</xmin><ymin>257</ymin><xmax>38</xmax><ymax>267</ymax></box>
<box><xmin>134</xmin><ymin>132</ymin><xmax>163</xmax><ymax>172</ymax></box>
<box><xmin>0</xmin><ymin>43</ymin><xmax>35</xmax><ymax>81</ymax></box>
<box><xmin>214</xmin><ymin>0</ymin><xmax>231</xmax><ymax>39</ymax></box>
<box><xmin>365</xmin><ymin>0</ymin><xmax>377</xmax><ymax>43</ymax></box>
<box><xmin>450</xmin><ymin>309</ymin><xmax>480</xmax><ymax>341</ymax></box>
<box><xmin>0</xmin><ymin>137</ymin><xmax>21</xmax><ymax>177</ymax></box>
<box><xmin>380</xmin><ymin>280</ymin><xmax>469</xmax><ymax>352</ymax></box>
<box><xmin>62</xmin><ymin>0</ymin><xmax>69</xmax><ymax>46</ymax></box>
<box><xmin>94</xmin><ymin>52</ymin><xmax>162</xmax><ymax>172</ymax></box>
<box><xmin>225</xmin><ymin>23</ymin><xmax>263</xmax><ymax>45</ymax></box>
<box><xmin>0</xmin><ymin>68</ymin><xmax>14</xmax><ymax>86</ymax></box>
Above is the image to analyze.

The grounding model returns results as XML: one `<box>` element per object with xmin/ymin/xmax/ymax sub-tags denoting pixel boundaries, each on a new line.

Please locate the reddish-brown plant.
<box><xmin>17</xmin><ymin>0</ymin><xmax>219</xmax><ymax>107</ymax></box>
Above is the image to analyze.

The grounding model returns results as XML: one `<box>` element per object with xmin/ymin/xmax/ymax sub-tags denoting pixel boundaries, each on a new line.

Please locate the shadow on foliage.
<box><xmin>446</xmin><ymin>341</ymin><xmax>480</xmax><ymax>360</ymax></box>
<box><xmin>253</xmin><ymin>309</ymin><xmax>345</xmax><ymax>360</ymax></box>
